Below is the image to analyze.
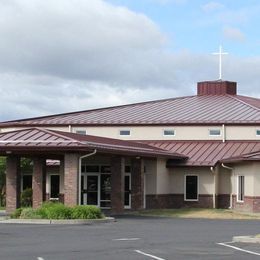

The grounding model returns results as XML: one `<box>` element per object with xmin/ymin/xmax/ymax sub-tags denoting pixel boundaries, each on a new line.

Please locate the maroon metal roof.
<box><xmin>0</xmin><ymin>128</ymin><xmax>185</xmax><ymax>159</ymax></box>
<box><xmin>1</xmin><ymin>94</ymin><xmax>260</xmax><ymax>126</ymax></box>
<box><xmin>143</xmin><ymin>140</ymin><xmax>260</xmax><ymax>166</ymax></box>
<box><xmin>221</xmin><ymin>151</ymin><xmax>260</xmax><ymax>164</ymax></box>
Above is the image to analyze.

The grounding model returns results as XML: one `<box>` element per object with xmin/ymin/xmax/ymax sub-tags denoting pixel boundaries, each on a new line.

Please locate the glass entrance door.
<box><xmin>86</xmin><ymin>175</ymin><xmax>99</xmax><ymax>206</ymax></box>
<box><xmin>100</xmin><ymin>174</ymin><xmax>111</xmax><ymax>208</ymax></box>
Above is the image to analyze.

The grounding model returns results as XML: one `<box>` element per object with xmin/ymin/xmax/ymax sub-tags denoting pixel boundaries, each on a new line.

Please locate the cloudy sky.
<box><xmin>0</xmin><ymin>0</ymin><xmax>260</xmax><ymax>121</ymax></box>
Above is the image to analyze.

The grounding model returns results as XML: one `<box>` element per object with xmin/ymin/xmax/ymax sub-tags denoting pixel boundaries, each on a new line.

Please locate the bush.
<box><xmin>71</xmin><ymin>205</ymin><xmax>103</xmax><ymax>219</ymax></box>
<box><xmin>11</xmin><ymin>208</ymin><xmax>23</xmax><ymax>219</ymax></box>
<box><xmin>20</xmin><ymin>208</ymin><xmax>41</xmax><ymax>219</ymax></box>
<box><xmin>20</xmin><ymin>188</ymin><xmax>32</xmax><ymax>207</ymax></box>
<box><xmin>12</xmin><ymin>202</ymin><xmax>103</xmax><ymax>220</ymax></box>
<box><xmin>37</xmin><ymin>202</ymin><xmax>72</xmax><ymax>219</ymax></box>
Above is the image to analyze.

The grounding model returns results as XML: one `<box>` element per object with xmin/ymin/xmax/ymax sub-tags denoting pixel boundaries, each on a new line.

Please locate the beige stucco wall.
<box><xmin>232</xmin><ymin>162</ymin><xmax>260</xmax><ymax>197</ymax></box>
<box><xmin>217</xmin><ymin>167</ymin><xmax>231</xmax><ymax>194</ymax></box>
<box><xmin>2</xmin><ymin>125</ymin><xmax>260</xmax><ymax>141</ymax></box>
<box><xmin>151</xmin><ymin>166</ymin><xmax>214</xmax><ymax>195</ymax></box>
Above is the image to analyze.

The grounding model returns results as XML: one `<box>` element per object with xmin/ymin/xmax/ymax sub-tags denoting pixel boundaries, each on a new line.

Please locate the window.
<box><xmin>85</xmin><ymin>165</ymin><xmax>99</xmax><ymax>173</ymax></box>
<box><xmin>163</xmin><ymin>129</ymin><xmax>175</xmax><ymax>136</ymax></box>
<box><xmin>256</xmin><ymin>130</ymin><xmax>260</xmax><ymax>136</ymax></box>
<box><xmin>209</xmin><ymin>129</ymin><xmax>221</xmax><ymax>136</ymax></box>
<box><xmin>185</xmin><ymin>175</ymin><xmax>198</xmax><ymax>201</ymax></box>
<box><xmin>50</xmin><ymin>175</ymin><xmax>60</xmax><ymax>199</ymax></box>
<box><xmin>237</xmin><ymin>176</ymin><xmax>244</xmax><ymax>202</ymax></box>
<box><xmin>119</xmin><ymin>130</ymin><xmax>131</xmax><ymax>136</ymax></box>
<box><xmin>22</xmin><ymin>175</ymin><xmax>32</xmax><ymax>191</ymax></box>
<box><xmin>75</xmin><ymin>130</ymin><xmax>87</xmax><ymax>135</ymax></box>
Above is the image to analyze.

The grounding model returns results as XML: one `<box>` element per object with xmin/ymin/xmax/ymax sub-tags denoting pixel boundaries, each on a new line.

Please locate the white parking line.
<box><xmin>134</xmin><ymin>250</ymin><xmax>166</xmax><ymax>260</ymax></box>
<box><xmin>113</xmin><ymin>238</ymin><xmax>140</xmax><ymax>241</ymax></box>
<box><xmin>37</xmin><ymin>258</ymin><xmax>44</xmax><ymax>260</ymax></box>
<box><xmin>217</xmin><ymin>242</ymin><xmax>260</xmax><ymax>256</ymax></box>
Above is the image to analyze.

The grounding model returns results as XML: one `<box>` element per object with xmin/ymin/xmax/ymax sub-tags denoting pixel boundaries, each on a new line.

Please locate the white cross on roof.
<box><xmin>212</xmin><ymin>45</ymin><xmax>228</xmax><ymax>80</ymax></box>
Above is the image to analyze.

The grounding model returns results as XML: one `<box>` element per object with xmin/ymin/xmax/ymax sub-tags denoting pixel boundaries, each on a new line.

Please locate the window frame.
<box><xmin>75</xmin><ymin>129</ymin><xmax>87</xmax><ymax>135</ymax></box>
<box><xmin>163</xmin><ymin>129</ymin><xmax>175</xmax><ymax>137</ymax></box>
<box><xmin>256</xmin><ymin>129</ymin><xmax>260</xmax><ymax>136</ymax></box>
<box><xmin>119</xmin><ymin>129</ymin><xmax>131</xmax><ymax>136</ymax></box>
<box><xmin>237</xmin><ymin>175</ymin><xmax>245</xmax><ymax>202</ymax></box>
<box><xmin>184</xmin><ymin>174</ymin><xmax>199</xmax><ymax>201</ymax></box>
<box><xmin>209</xmin><ymin>128</ymin><xmax>221</xmax><ymax>136</ymax></box>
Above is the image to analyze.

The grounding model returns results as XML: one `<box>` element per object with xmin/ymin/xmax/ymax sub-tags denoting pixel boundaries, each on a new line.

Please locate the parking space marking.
<box><xmin>37</xmin><ymin>258</ymin><xmax>45</xmax><ymax>260</ymax></box>
<box><xmin>134</xmin><ymin>250</ymin><xmax>166</xmax><ymax>260</ymax></box>
<box><xmin>113</xmin><ymin>238</ymin><xmax>140</xmax><ymax>241</ymax></box>
<box><xmin>217</xmin><ymin>242</ymin><xmax>260</xmax><ymax>256</ymax></box>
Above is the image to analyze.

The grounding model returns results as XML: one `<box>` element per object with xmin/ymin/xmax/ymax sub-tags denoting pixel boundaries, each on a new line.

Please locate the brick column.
<box><xmin>131</xmin><ymin>158</ymin><xmax>144</xmax><ymax>210</ymax></box>
<box><xmin>6</xmin><ymin>156</ymin><xmax>20</xmax><ymax>213</ymax></box>
<box><xmin>111</xmin><ymin>156</ymin><xmax>125</xmax><ymax>213</ymax></box>
<box><xmin>32</xmin><ymin>158</ymin><xmax>46</xmax><ymax>208</ymax></box>
<box><xmin>64</xmin><ymin>154</ymin><xmax>79</xmax><ymax>207</ymax></box>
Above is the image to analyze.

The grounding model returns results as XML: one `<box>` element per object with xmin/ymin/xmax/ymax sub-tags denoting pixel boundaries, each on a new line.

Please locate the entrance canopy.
<box><xmin>0</xmin><ymin>128</ymin><xmax>186</xmax><ymax>159</ymax></box>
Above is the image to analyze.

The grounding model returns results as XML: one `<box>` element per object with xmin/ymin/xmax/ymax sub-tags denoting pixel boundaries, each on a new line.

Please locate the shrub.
<box><xmin>71</xmin><ymin>205</ymin><xmax>103</xmax><ymax>219</ymax></box>
<box><xmin>20</xmin><ymin>188</ymin><xmax>32</xmax><ymax>207</ymax></box>
<box><xmin>11</xmin><ymin>208</ymin><xmax>23</xmax><ymax>219</ymax></box>
<box><xmin>37</xmin><ymin>202</ymin><xmax>72</xmax><ymax>219</ymax></box>
<box><xmin>20</xmin><ymin>208</ymin><xmax>41</xmax><ymax>219</ymax></box>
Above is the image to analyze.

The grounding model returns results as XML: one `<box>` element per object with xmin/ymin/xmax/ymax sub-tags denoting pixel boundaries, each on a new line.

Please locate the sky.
<box><xmin>0</xmin><ymin>0</ymin><xmax>260</xmax><ymax>121</ymax></box>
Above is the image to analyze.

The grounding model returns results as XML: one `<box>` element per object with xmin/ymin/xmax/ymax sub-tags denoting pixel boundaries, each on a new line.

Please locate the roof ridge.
<box><xmin>228</xmin><ymin>95</ymin><xmax>260</xmax><ymax>111</ymax></box>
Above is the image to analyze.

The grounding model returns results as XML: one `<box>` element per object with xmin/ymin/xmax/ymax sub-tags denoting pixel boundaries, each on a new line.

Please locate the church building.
<box><xmin>1</xmin><ymin>80</ymin><xmax>260</xmax><ymax>213</ymax></box>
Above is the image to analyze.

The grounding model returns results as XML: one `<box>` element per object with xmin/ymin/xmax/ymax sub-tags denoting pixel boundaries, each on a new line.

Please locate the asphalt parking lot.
<box><xmin>0</xmin><ymin>216</ymin><xmax>260</xmax><ymax>260</ymax></box>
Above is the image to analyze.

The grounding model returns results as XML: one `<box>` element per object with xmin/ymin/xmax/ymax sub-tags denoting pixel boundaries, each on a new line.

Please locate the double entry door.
<box><xmin>81</xmin><ymin>173</ymin><xmax>131</xmax><ymax>209</ymax></box>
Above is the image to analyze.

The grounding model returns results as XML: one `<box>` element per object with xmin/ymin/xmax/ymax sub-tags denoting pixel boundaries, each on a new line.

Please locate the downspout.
<box><xmin>221</xmin><ymin>163</ymin><xmax>234</xmax><ymax>209</ymax></box>
<box><xmin>210</xmin><ymin>166</ymin><xmax>216</xmax><ymax>209</ymax></box>
<box><xmin>78</xmin><ymin>149</ymin><xmax>97</xmax><ymax>205</ymax></box>
<box><xmin>222</xmin><ymin>124</ymin><xmax>225</xmax><ymax>143</ymax></box>
<box><xmin>68</xmin><ymin>125</ymin><xmax>72</xmax><ymax>133</ymax></box>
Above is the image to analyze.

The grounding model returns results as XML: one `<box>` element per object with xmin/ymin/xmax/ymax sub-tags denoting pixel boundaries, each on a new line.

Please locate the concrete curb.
<box><xmin>233</xmin><ymin>236</ymin><xmax>260</xmax><ymax>243</ymax></box>
<box><xmin>0</xmin><ymin>217</ymin><xmax>115</xmax><ymax>225</ymax></box>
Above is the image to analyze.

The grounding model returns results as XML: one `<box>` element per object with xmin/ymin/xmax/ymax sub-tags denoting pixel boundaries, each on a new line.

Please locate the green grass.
<box><xmin>0</xmin><ymin>207</ymin><xmax>5</xmax><ymax>210</ymax></box>
<box><xmin>138</xmin><ymin>208</ymin><xmax>260</xmax><ymax>220</ymax></box>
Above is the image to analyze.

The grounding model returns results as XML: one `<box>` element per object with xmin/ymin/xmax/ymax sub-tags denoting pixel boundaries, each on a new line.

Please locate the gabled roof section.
<box><xmin>221</xmin><ymin>151</ymin><xmax>260</xmax><ymax>164</ymax></box>
<box><xmin>1</xmin><ymin>94</ymin><xmax>260</xmax><ymax>126</ymax></box>
<box><xmin>144</xmin><ymin>140</ymin><xmax>260</xmax><ymax>166</ymax></box>
<box><xmin>0</xmin><ymin>128</ymin><xmax>186</xmax><ymax>159</ymax></box>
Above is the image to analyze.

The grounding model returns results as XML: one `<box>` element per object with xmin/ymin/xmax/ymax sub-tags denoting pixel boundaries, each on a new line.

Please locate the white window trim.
<box><xmin>119</xmin><ymin>129</ymin><xmax>131</xmax><ymax>136</ymax></box>
<box><xmin>237</xmin><ymin>175</ymin><xmax>244</xmax><ymax>203</ymax></box>
<box><xmin>163</xmin><ymin>129</ymin><xmax>176</xmax><ymax>137</ymax></box>
<box><xmin>209</xmin><ymin>128</ymin><xmax>222</xmax><ymax>136</ymax></box>
<box><xmin>184</xmin><ymin>174</ymin><xmax>199</xmax><ymax>201</ymax></box>
<box><xmin>74</xmin><ymin>129</ymin><xmax>87</xmax><ymax>135</ymax></box>
<box><xmin>124</xmin><ymin>172</ymin><xmax>131</xmax><ymax>209</ymax></box>
<box><xmin>256</xmin><ymin>129</ymin><xmax>260</xmax><ymax>136</ymax></box>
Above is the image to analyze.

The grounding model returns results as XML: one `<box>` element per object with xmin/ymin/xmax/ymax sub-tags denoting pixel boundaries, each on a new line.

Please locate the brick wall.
<box><xmin>131</xmin><ymin>158</ymin><xmax>144</xmax><ymax>210</ymax></box>
<box><xmin>32</xmin><ymin>158</ymin><xmax>46</xmax><ymax>208</ymax></box>
<box><xmin>64</xmin><ymin>153</ymin><xmax>79</xmax><ymax>207</ymax></box>
<box><xmin>111</xmin><ymin>156</ymin><xmax>124</xmax><ymax>213</ymax></box>
<box><xmin>232</xmin><ymin>195</ymin><xmax>260</xmax><ymax>213</ymax></box>
<box><xmin>6</xmin><ymin>156</ymin><xmax>20</xmax><ymax>213</ymax></box>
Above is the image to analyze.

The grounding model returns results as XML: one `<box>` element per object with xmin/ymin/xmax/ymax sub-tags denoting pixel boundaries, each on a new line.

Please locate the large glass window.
<box><xmin>185</xmin><ymin>175</ymin><xmax>198</xmax><ymax>201</ymax></box>
<box><xmin>237</xmin><ymin>176</ymin><xmax>244</xmax><ymax>202</ymax></box>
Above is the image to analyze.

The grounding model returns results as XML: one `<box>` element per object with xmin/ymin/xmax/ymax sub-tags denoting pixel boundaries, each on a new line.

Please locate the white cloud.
<box><xmin>0</xmin><ymin>0</ymin><xmax>259</xmax><ymax>121</ymax></box>
<box><xmin>201</xmin><ymin>1</ymin><xmax>224</xmax><ymax>12</ymax></box>
<box><xmin>223</xmin><ymin>26</ymin><xmax>246</xmax><ymax>42</ymax></box>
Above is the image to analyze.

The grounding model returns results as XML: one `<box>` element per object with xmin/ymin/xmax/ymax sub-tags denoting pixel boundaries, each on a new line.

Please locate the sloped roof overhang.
<box><xmin>0</xmin><ymin>128</ymin><xmax>187</xmax><ymax>160</ymax></box>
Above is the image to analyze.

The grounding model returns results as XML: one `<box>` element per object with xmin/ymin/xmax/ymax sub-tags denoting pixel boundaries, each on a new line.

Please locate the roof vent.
<box><xmin>197</xmin><ymin>80</ymin><xmax>237</xmax><ymax>96</ymax></box>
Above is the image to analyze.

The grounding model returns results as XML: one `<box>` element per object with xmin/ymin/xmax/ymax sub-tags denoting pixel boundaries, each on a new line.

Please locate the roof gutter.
<box><xmin>221</xmin><ymin>163</ymin><xmax>234</xmax><ymax>209</ymax></box>
<box><xmin>78</xmin><ymin>149</ymin><xmax>97</xmax><ymax>205</ymax></box>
